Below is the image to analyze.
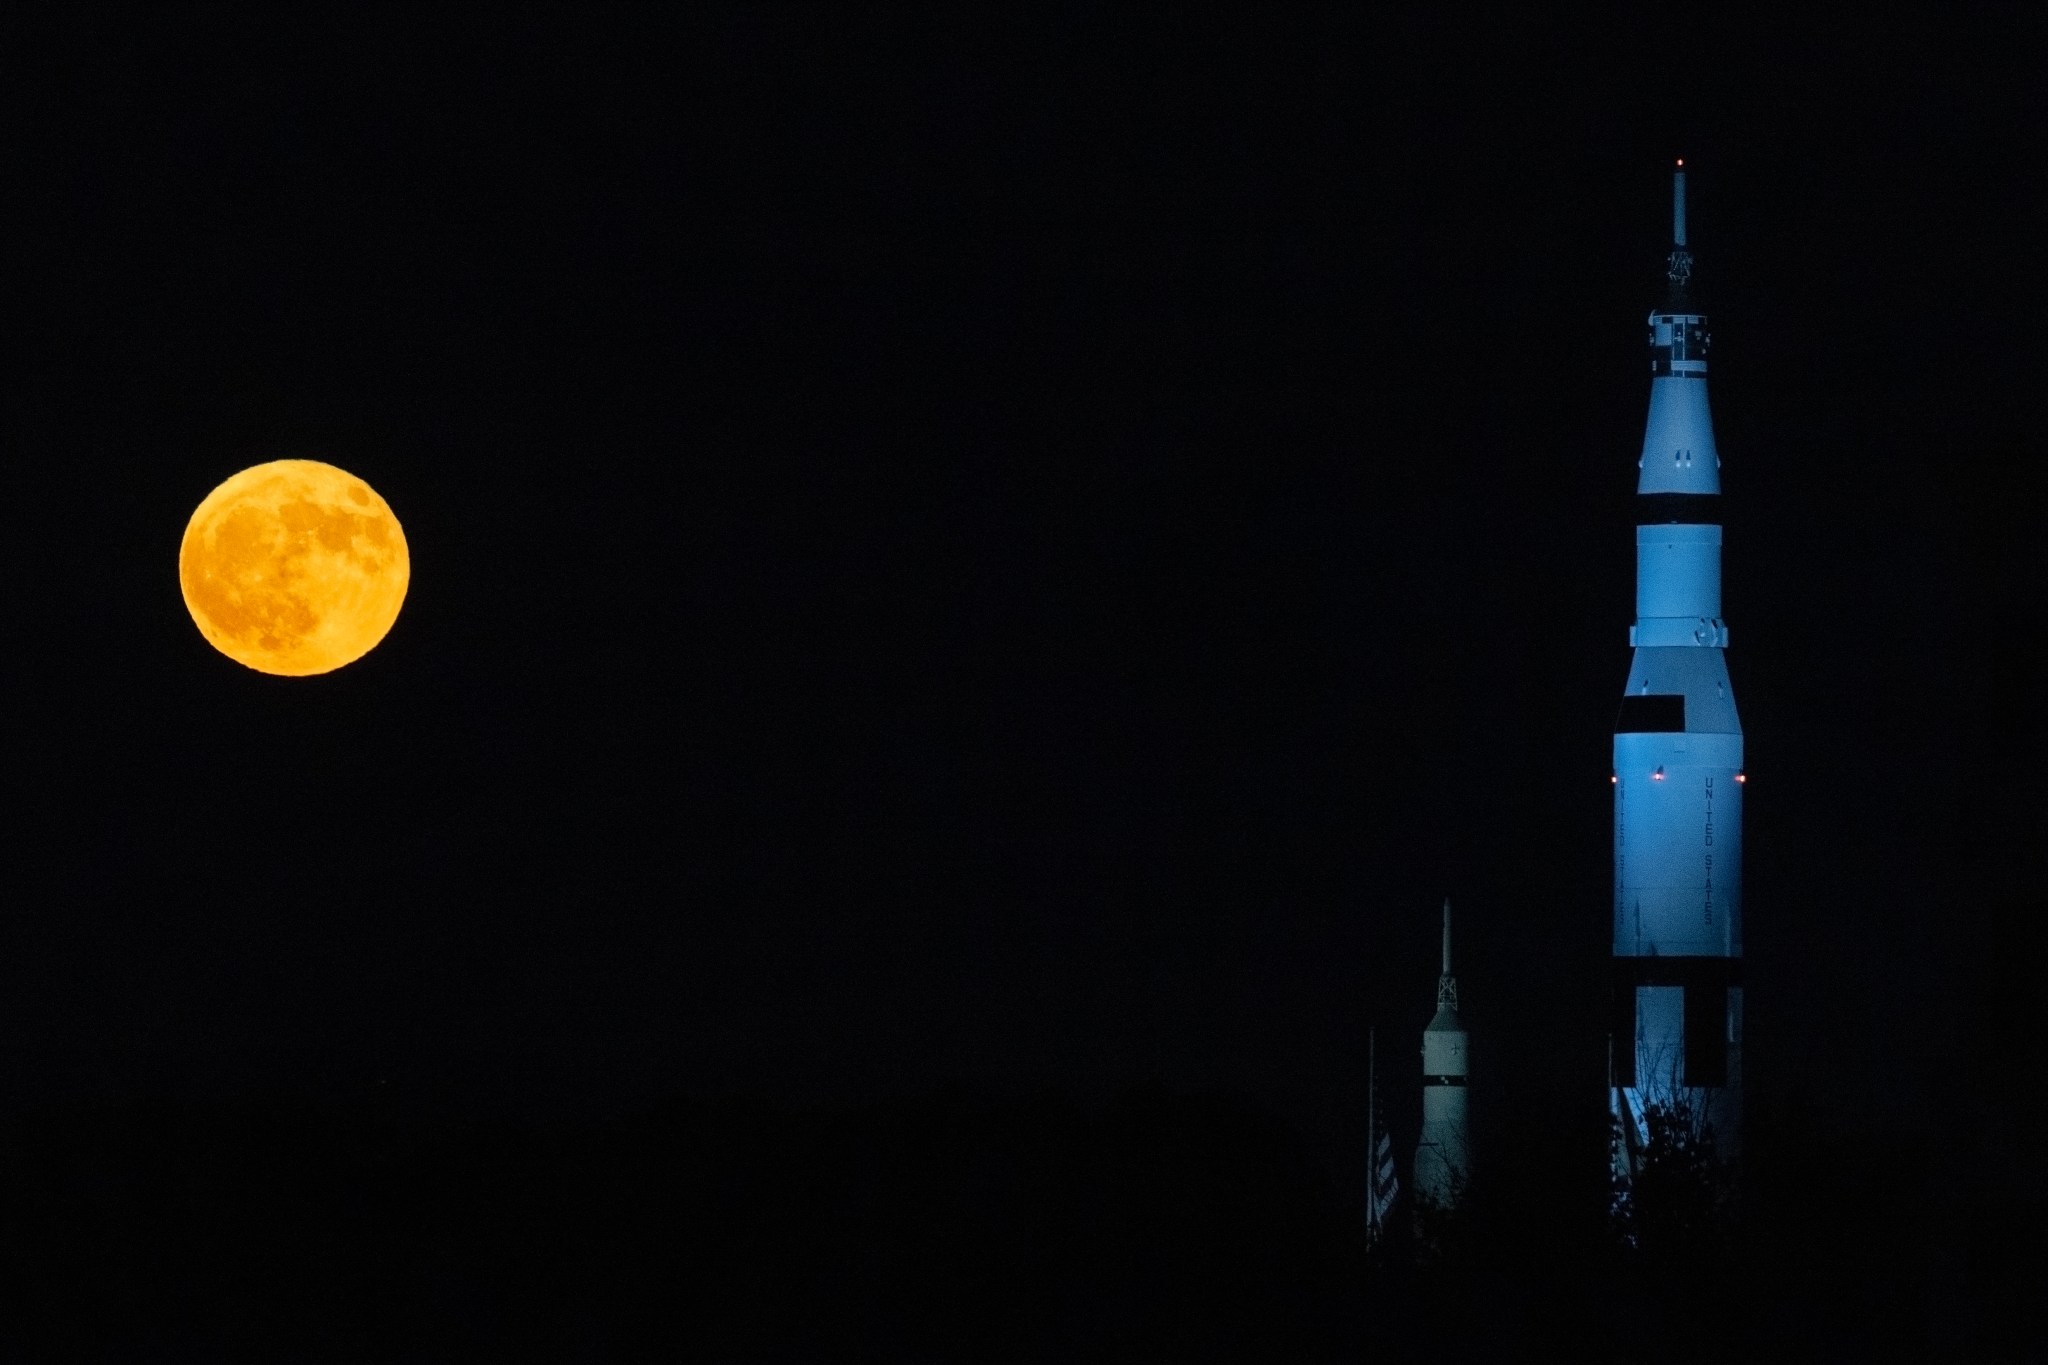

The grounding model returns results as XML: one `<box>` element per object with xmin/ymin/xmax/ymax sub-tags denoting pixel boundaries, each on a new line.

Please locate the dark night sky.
<box><xmin>3</xmin><ymin>9</ymin><xmax>2037</xmax><ymax>1203</ymax></box>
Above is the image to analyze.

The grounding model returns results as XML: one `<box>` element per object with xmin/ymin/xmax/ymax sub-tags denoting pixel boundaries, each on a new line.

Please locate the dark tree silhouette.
<box><xmin>1611</xmin><ymin>1097</ymin><xmax>1734</xmax><ymax>1268</ymax></box>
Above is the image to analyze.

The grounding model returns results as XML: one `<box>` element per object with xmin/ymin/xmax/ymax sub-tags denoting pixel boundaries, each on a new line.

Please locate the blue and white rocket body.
<box><xmin>1611</xmin><ymin>165</ymin><xmax>1743</xmax><ymax>1176</ymax></box>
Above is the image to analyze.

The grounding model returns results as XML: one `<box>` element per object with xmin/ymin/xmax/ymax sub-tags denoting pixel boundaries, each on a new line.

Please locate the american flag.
<box><xmin>1369</xmin><ymin>1131</ymin><xmax>1399</xmax><ymax>1227</ymax></box>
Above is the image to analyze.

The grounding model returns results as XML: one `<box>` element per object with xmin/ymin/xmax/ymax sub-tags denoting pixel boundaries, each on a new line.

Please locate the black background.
<box><xmin>3</xmin><ymin>8</ymin><xmax>2039</xmax><ymax>1354</ymax></box>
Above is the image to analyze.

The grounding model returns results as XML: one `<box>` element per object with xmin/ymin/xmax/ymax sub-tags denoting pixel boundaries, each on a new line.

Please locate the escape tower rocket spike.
<box><xmin>1440</xmin><ymin>897</ymin><xmax>1452</xmax><ymax>979</ymax></box>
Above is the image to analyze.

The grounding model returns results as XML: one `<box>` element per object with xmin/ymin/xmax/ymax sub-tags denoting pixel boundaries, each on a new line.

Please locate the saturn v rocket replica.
<box><xmin>1610</xmin><ymin>163</ymin><xmax>1743</xmax><ymax>1180</ymax></box>
<box><xmin>1416</xmin><ymin>899</ymin><xmax>1469</xmax><ymax>1210</ymax></box>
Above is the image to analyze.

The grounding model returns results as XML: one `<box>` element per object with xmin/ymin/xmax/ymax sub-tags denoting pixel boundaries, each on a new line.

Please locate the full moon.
<box><xmin>179</xmin><ymin>460</ymin><xmax>410</xmax><ymax>676</ymax></box>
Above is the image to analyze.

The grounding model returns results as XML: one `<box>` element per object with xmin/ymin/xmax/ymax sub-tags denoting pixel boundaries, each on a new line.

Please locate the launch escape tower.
<box><xmin>1610</xmin><ymin>163</ymin><xmax>1745</xmax><ymax>1185</ymax></box>
<box><xmin>1415</xmin><ymin>898</ymin><xmax>1469</xmax><ymax>1212</ymax></box>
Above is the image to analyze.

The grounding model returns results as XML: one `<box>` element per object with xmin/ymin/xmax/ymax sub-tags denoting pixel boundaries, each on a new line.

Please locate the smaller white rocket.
<box><xmin>1414</xmin><ymin>898</ymin><xmax>1469</xmax><ymax>1211</ymax></box>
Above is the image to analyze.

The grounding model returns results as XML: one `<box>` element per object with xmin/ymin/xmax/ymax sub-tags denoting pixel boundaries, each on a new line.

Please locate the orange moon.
<box><xmin>179</xmin><ymin>460</ymin><xmax>410</xmax><ymax>676</ymax></box>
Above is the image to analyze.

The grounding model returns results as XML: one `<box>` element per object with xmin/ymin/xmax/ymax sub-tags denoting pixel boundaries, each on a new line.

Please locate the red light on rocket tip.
<box><xmin>1676</xmin><ymin>158</ymin><xmax>1684</xmax><ymax>167</ymax></box>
